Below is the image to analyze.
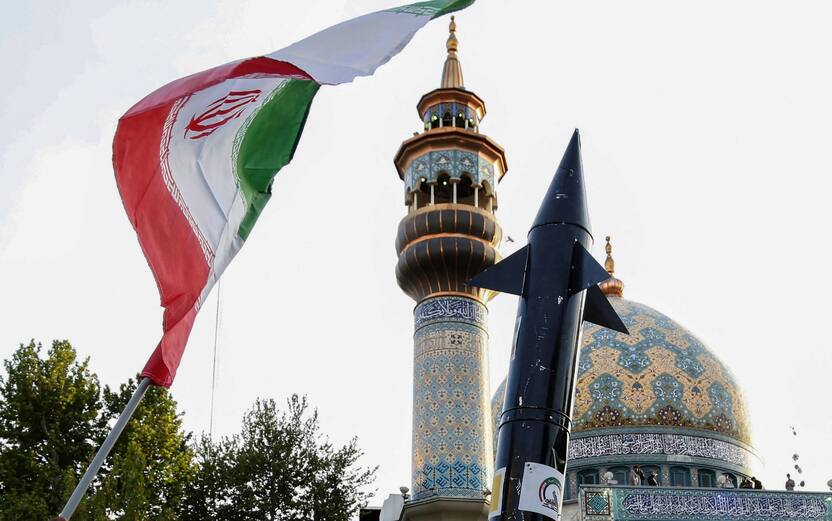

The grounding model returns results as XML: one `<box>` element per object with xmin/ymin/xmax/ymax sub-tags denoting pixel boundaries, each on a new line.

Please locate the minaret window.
<box><xmin>455</xmin><ymin>175</ymin><xmax>475</xmax><ymax>206</ymax></box>
<box><xmin>414</xmin><ymin>178</ymin><xmax>431</xmax><ymax>209</ymax></box>
<box><xmin>434</xmin><ymin>173</ymin><xmax>452</xmax><ymax>203</ymax></box>
<box><xmin>480</xmin><ymin>180</ymin><xmax>496</xmax><ymax>212</ymax></box>
<box><xmin>442</xmin><ymin>111</ymin><xmax>452</xmax><ymax>127</ymax></box>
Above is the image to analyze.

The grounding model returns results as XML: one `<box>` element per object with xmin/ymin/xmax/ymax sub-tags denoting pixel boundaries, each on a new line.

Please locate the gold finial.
<box><xmin>441</xmin><ymin>16</ymin><xmax>464</xmax><ymax>88</ymax></box>
<box><xmin>604</xmin><ymin>235</ymin><xmax>615</xmax><ymax>274</ymax></box>
<box><xmin>600</xmin><ymin>235</ymin><xmax>624</xmax><ymax>298</ymax></box>
<box><xmin>447</xmin><ymin>16</ymin><xmax>458</xmax><ymax>54</ymax></box>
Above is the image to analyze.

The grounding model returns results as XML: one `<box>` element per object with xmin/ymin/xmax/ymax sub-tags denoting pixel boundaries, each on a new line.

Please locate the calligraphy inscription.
<box><xmin>569</xmin><ymin>433</ymin><xmax>751</xmax><ymax>467</ymax></box>
<box><xmin>620</xmin><ymin>490</ymin><xmax>828</xmax><ymax>519</ymax></box>
<box><xmin>415</xmin><ymin>297</ymin><xmax>487</xmax><ymax>330</ymax></box>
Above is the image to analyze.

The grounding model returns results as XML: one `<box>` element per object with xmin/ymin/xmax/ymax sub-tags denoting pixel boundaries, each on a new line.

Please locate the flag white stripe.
<box><xmin>268</xmin><ymin>10</ymin><xmax>433</xmax><ymax>85</ymax></box>
<box><xmin>165</xmin><ymin>77</ymin><xmax>288</xmax><ymax>262</ymax></box>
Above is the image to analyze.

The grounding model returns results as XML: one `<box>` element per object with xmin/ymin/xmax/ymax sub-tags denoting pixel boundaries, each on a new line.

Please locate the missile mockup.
<box><xmin>469</xmin><ymin>130</ymin><xmax>628</xmax><ymax>521</ymax></box>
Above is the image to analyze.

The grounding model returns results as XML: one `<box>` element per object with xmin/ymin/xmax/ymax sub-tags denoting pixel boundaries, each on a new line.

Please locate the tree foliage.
<box><xmin>0</xmin><ymin>341</ymin><xmax>375</xmax><ymax>520</ymax></box>
<box><xmin>80</xmin><ymin>379</ymin><xmax>196</xmax><ymax>521</ymax></box>
<box><xmin>0</xmin><ymin>340</ymin><xmax>106</xmax><ymax>519</ymax></box>
<box><xmin>184</xmin><ymin>395</ymin><xmax>377</xmax><ymax>521</ymax></box>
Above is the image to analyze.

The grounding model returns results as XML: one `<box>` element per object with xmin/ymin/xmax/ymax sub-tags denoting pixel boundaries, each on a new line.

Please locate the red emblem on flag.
<box><xmin>184</xmin><ymin>89</ymin><xmax>262</xmax><ymax>139</ymax></box>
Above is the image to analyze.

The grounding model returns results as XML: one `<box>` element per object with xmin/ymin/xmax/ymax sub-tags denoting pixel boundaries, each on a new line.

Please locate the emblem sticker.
<box><xmin>518</xmin><ymin>462</ymin><xmax>564</xmax><ymax>520</ymax></box>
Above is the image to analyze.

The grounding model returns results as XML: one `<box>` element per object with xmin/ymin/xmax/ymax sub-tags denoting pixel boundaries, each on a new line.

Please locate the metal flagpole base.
<box><xmin>57</xmin><ymin>377</ymin><xmax>152</xmax><ymax>520</ymax></box>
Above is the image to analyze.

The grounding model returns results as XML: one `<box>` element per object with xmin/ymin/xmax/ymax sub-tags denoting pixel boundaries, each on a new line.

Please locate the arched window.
<box><xmin>479</xmin><ymin>180</ymin><xmax>495</xmax><ymax>212</ymax></box>
<box><xmin>578</xmin><ymin>469</ymin><xmax>599</xmax><ymax>486</ymax></box>
<box><xmin>455</xmin><ymin>111</ymin><xmax>465</xmax><ymax>128</ymax></box>
<box><xmin>698</xmin><ymin>469</ymin><xmax>716</xmax><ymax>488</ymax></box>
<box><xmin>641</xmin><ymin>465</ymin><xmax>661</xmax><ymax>486</ymax></box>
<box><xmin>442</xmin><ymin>111</ymin><xmax>453</xmax><ymax>128</ymax></box>
<box><xmin>430</xmin><ymin>113</ymin><xmax>440</xmax><ymax>129</ymax></box>
<box><xmin>607</xmin><ymin>466</ymin><xmax>629</xmax><ymax>486</ymax></box>
<box><xmin>670</xmin><ymin>466</ymin><xmax>691</xmax><ymax>487</ymax></box>
<box><xmin>435</xmin><ymin>173</ymin><xmax>452</xmax><ymax>203</ymax></box>
<box><xmin>454</xmin><ymin>174</ymin><xmax>474</xmax><ymax>206</ymax></box>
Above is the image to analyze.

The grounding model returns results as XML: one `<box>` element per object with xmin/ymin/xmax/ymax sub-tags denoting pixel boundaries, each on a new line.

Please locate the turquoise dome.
<box><xmin>492</xmin><ymin>296</ymin><xmax>752</xmax><ymax>452</ymax></box>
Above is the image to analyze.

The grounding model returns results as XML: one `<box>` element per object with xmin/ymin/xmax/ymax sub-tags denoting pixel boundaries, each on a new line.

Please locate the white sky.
<box><xmin>1</xmin><ymin>0</ymin><xmax>831</xmax><ymax>503</ymax></box>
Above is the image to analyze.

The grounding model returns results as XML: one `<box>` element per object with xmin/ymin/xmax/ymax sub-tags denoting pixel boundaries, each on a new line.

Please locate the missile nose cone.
<box><xmin>532</xmin><ymin>129</ymin><xmax>592</xmax><ymax>235</ymax></box>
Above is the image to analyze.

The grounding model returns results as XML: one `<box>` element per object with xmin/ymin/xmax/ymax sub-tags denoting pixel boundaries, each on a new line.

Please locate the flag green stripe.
<box><xmin>235</xmin><ymin>78</ymin><xmax>320</xmax><ymax>241</ymax></box>
<box><xmin>386</xmin><ymin>0</ymin><xmax>475</xmax><ymax>18</ymax></box>
<box><xmin>429</xmin><ymin>0</ymin><xmax>476</xmax><ymax>18</ymax></box>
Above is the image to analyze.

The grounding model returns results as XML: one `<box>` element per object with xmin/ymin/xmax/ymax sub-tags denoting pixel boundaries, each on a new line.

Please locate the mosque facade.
<box><xmin>362</xmin><ymin>17</ymin><xmax>832</xmax><ymax>521</ymax></box>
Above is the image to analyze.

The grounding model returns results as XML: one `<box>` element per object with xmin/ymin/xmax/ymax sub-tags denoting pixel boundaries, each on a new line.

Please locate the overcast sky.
<box><xmin>1</xmin><ymin>0</ymin><xmax>831</xmax><ymax>503</ymax></box>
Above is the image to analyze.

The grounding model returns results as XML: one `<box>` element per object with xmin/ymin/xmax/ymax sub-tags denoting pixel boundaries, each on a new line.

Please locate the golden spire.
<box><xmin>441</xmin><ymin>16</ymin><xmax>464</xmax><ymax>89</ymax></box>
<box><xmin>604</xmin><ymin>236</ymin><xmax>615</xmax><ymax>274</ymax></box>
<box><xmin>600</xmin><ymin>235</ymin><xmax>625</xmax><ymax>297</ymax></box>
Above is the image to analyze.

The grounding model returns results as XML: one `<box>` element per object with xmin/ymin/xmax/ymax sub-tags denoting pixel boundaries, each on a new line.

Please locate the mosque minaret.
<box><xmin>393</xmin><ymin>17</ymin><xmax>507</xmax><ymax>521</ymax></box>
<box><xmin>365</xmin><ymin>14</ymin><xmax>832</xmax><ymax>521</ymax></box>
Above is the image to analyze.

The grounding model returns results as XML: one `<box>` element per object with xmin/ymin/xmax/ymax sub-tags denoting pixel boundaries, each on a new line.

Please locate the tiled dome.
<box><xmin>492</xmin><ymin>296</ymin><xmax>752</xmax><ymax>447</ymax></box>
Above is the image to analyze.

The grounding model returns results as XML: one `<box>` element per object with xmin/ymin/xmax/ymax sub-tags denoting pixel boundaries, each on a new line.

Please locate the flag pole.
<box><xmin>56</xmin><ymin>377</ymin><xmax>152</xmax><ymax>520</ymax></box>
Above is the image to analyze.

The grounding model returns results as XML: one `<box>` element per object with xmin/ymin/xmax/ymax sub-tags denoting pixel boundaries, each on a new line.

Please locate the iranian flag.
<box><xmin>115</xmin><ymin>0</ymin><xmax>475</xmax><ymax>387</ymax></box>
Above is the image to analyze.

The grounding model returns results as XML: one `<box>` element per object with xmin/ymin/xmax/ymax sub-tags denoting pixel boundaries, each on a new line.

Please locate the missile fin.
<box><xmin>584</xmin><ymin>285</ymin><xmax>629</xmax><ymax>334</ymax></box>
<box><xmin>466</xmin><ymin>245</ymin><xmax>528</xmax><ymax>296</ymax></box>
<box><xmin>569</xmin><ymin>242</ymin><xmax>611</xmax><ymax>295</ymax></box>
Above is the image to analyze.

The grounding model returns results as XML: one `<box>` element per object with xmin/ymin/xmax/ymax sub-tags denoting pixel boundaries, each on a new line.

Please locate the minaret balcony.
<box><xmin>395</xmin><ymin>203</ymin><xmax>502</xmax><ymax>303</ymax></box>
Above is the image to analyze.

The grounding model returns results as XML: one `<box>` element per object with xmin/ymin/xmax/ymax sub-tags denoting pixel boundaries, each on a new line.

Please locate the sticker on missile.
<box><xmin>518</xmin><ymin>462</ymin><xmax>565</xmax><ymax>520</ymax></box>
<box><xmin>488</xmin><ymin>467</ymin><xmax>506</xmax><ymax>518</ymax></box>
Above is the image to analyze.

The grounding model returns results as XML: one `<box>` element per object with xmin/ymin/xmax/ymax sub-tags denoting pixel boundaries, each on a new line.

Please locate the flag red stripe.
<box><xmin>124</xmin><ymin>57</ymin><xmax>312</xmax><ymax>118</ymax></box>
<box><xmin>114</xmin><ymin>100</ymin><xmax>209</xmax><ymax>387</ymax></box>
<box><xmin>115</xmin><ymin>58</ymin><xmax>314</xmax><ymax>387</ymax></box>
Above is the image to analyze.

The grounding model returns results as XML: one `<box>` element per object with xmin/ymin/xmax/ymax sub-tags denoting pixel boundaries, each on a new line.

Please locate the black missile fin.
<box><xmin>569</xmin><ymin>242</ymin><xmax>611</xmax><ymax>295</ymax></box>
<box><xmin>584</xmin><ymin>284</ymin><xmax>629</xmax><ymax>334</ymax></box>
<box><xmin>466</xmin><ymin>245</ymin><xmax>528</xmax><ymax>296</ymax></box>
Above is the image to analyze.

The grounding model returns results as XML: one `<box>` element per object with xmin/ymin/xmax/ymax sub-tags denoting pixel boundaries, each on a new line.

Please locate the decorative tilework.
<box><xmin>404</xmin><ymin>149</ymin><xmax>496</xmax><ymax>201</ymax></box>
<box><xmin>492</xmin><ymin>297</ymin><xmax>755</xmax><ymax>478</ymax></box>
<box><xmin>619</xmin><ymin>489</ymin><xmax>830</xmax><ymax>520</ymax></box>
<box><xmin>574</xmin><ymin>299</ymin><xmax>751</xmax><ymax>443</ymax></box>
<box><xmin>412</xmin><ymin>296</ymin><xmax>493</xmax><ymax>500</ymax></box>
<box><xmin>494</xmin><ymin>298</ymin><xmax>751</xmax><ymax>445</ymax></box>
<box><xmin>415</xmin><ymin>296</ymin><xmax>487</xmax><ymax>330</ymax></box>
<box><xmin>569</xmin><ymin>433</ymin><xmax>752</xmax><ymax>467</ymax></box>
<box><xmin>579</xmin><ymin>487</ymin><xmax>832</xmax><ymax>521</ymax></box>
<box><xmin>585</xmin><ymin>491</ymin><xmax>611</xmax><ymax>515</ymax></box>
<box><xmin>422</xmin><ymin>103</ymin><xmax>478</xmax><ymax>127</ymax></box>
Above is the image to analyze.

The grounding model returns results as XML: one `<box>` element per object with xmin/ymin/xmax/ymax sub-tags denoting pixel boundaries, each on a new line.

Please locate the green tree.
<box><xmin>81</xmin><ymin>377</ymin><xmax>196</xmax><ymax>521</ymax></box>
<box><xmin>181</xmin><ymin>434</ymin><xmax>234</xmax><ymax>519</ymax></box>
<box><xmin>0</xmin><ymin>340</ymin><xmax>107</xmax><ymax>520</ymax></box>
<box><xmin>185</xmin><ymin>395</ymin><xmax>376</xmax><ymax>521</ymax></box>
